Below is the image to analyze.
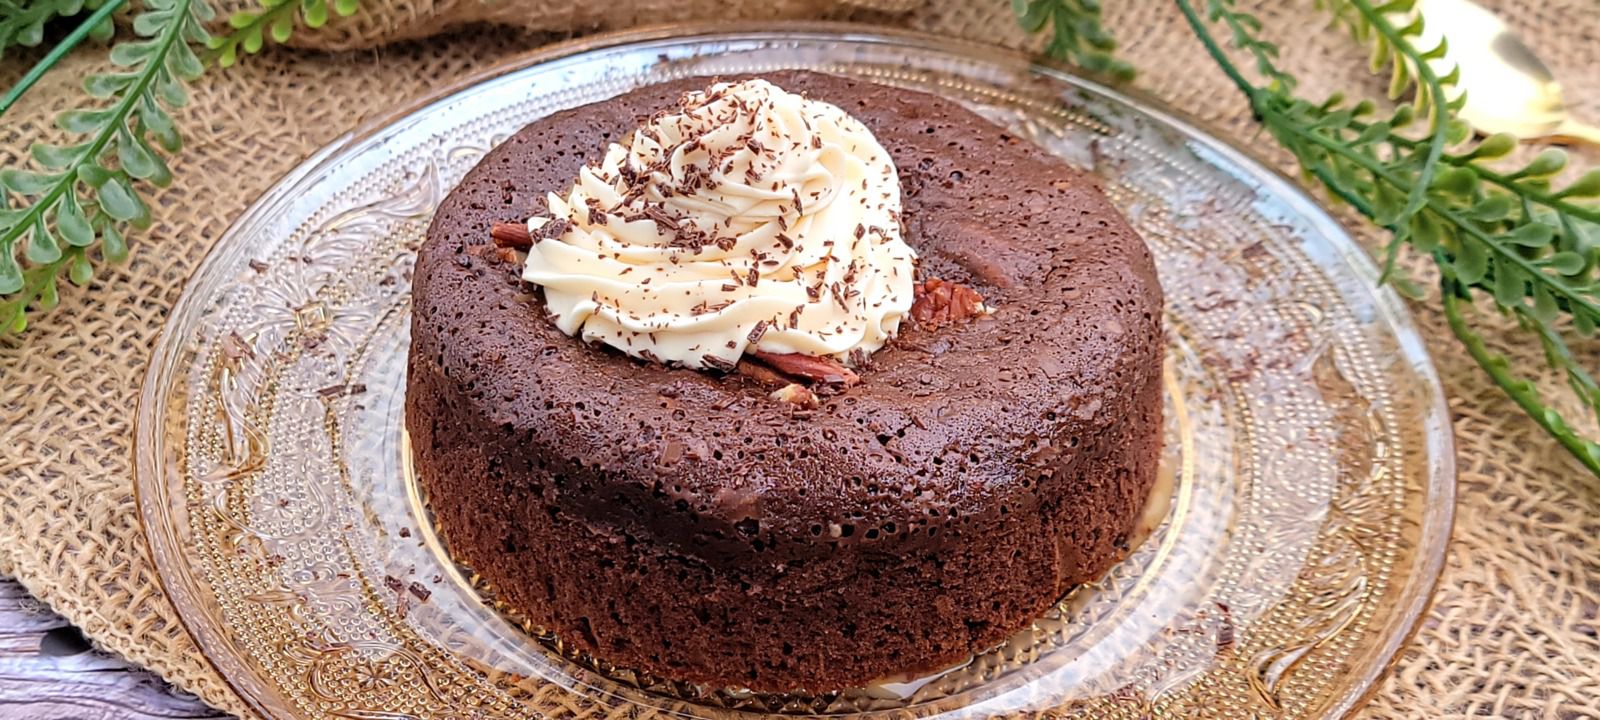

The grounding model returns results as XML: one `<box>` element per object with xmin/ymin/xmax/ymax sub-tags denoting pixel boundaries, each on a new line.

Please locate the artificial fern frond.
<box><xmin>0</xmin><ymin>0</ymin><xmax>211</xmax><ymax>334</ymax></box>
<box><xmin>1012</xmin><ymin>0</ymin><xmax>1134</xmax><ymax>81</ymax></box>
<box><xmin>206</xmin><ymin>0</ymin><xmax>358</xmax><ymax>68</ymax></box>
<box><xmin>1168</xmin><ymin>0</ymin><xmax>1600</xmax><ymax>476</ymax></box>
<box><xmin>1443</xmin><ymin>277</ymin><xmax>1600</xmax><ymax>475</ymax></box>
<box><xmin>1202</xmin><ymin>0</ymin><xmax>1295</xmax><ymax>92</ymax></box>
<box><xmin>0</xmin><ymin>0</ymin><xmax>114</xmax><ymax>59</ymax></box>
<box><xmin>1315</xmin><ymin>0</ymin><xmax>1459</xmax><ymax>281</ymax></box>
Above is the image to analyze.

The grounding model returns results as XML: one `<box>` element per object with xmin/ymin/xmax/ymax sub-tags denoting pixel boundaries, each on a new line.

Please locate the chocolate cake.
<box><xmin>406</xmin><ymin>71</ymin><xmax>1164</xmax><ymax>691</ymax></box>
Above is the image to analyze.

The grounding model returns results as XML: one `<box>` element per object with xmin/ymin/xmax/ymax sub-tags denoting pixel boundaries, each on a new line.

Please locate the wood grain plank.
<box><xmin>0</xmin><ymin>577</ymin><xmax>232</xmax><ymax>720</ymax></box>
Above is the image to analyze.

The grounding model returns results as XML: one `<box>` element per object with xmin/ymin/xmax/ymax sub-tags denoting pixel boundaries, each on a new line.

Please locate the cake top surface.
<box><xmin>520</xmin><ymin>79</ymin><xmax>920</xmax><ymax>371</ymax></box>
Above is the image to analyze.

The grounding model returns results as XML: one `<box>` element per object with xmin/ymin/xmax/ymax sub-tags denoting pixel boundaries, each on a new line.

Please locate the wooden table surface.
<box><xmin>0</xmin><ymin>576</ymin><xmax>230</xmax><ymax>720</ymax></box>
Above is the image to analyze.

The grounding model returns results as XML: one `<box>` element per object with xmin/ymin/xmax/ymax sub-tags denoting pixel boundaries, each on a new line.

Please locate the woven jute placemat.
<box><xmin>3</xmin><ymin>1</ymin><xmax>1597</xmax><ymax>717</ymax></box>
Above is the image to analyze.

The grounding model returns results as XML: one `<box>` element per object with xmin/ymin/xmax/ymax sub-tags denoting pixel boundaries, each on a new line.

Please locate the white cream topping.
<box><xmin>520</xmin><ymin>79</ymin><xmax>916</xmax><ymax>370</ymax></box>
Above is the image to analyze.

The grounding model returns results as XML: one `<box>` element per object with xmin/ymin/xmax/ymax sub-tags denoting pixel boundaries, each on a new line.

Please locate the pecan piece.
<box><xmin>491</xmin><ymin>218</ymin><xmax>570</xmax><ymax>249</ymax></box>
<box><xmin>910</xmin><ymin>277</ymin><xmax>988</xmax><ymax>330</ymax></box>
<box><xmin>769</xmin><ymin>383</ymin><xmax>820</xmax><ymax>409</ymax></box>
<box><xmin>752</xmin><ymin>351</ymin><xmax>860</xmax><ymax>387</ymax></box>
<box><xmin>466</xmin><ymin>242</ymin><xmax>522</xmax><ymax>268</ymax></box>
<box><xmin>491</xmin><ymin>222</ymin><xmax>533</xmax><ymax>249</ymax></box>
<box><xmin>736</xmin><ymin>359</ymin><xmax>792</xmax><ymax>389</ymax></box>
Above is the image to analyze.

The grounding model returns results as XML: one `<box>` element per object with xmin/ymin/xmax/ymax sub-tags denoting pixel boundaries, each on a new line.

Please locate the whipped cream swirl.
<box><xmin>520</xmin><ymin>79</ymin><xmax>916</xmax><ymax>370</ymax></box>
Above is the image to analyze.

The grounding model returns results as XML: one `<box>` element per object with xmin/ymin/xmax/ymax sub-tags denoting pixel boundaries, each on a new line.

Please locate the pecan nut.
<box><xmin>751</xmin><ymin>351</ymin><xmax>860</xmax><ymax>387</ymax></box>
<box><xmin>490</xmin><ymin>222</ymin><xmax>533</xmax><ymax>249</ymax></box>
<box><xmin>491</xmin><ymin>218</ymin><xmax>570</xmax><ymax>249</ymax></box>
<box><xmin>910</xmin><ymin>277</ymin><xmax>987</xmax><ymax>330</ymax></box>
<box><xmin>769</xmin><ymin>383</ymin><xmax>821</xmax><ymax>409</ymax></box>
<box><xmin>736</xmin><ymin>359</ymin><xmax>792</xmax><ymax>389</ymax></box>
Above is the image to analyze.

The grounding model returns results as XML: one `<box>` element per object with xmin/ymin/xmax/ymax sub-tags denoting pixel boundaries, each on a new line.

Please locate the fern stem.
<box><xmin>1451</xmin><ymin>160</ymin><xmax>1600</xmax><ymax>226</ymax></box>
<box><xmin>1305</xmin><ymin>158</ymin><xmax>1380</xmax><ymax>216</ymax></box>
<box><xmin>1173</xmin><ymin>0</ymin><xmax>1264</xmax><ymax>109</ymax></box>
<box><xmin>0</xmin><ymin>0</ymin><xmax>191</xmax><ymax>267</ymax></box>
<box><xmin>1335</xmin><ymin>115</ymin><xmax>1600</xmax><ymax>227</ymax></box>
<box><xmin>1514</xmin><ymin>306</ymin><xmax>1600</xmax><ymax>424</ymax></box>
<box><xmin>0</xmin><ymin>0</ymin><xmax>127</xmax><ymax>119</ymax></box>
<box><xmin>1442</xmin><ymin>276</ymin><xmax>1600</xmax><ymax>476</ymax></box>
<box><xmin>1213</xmin><ymin>0</ymin><xmax>1297</xmax><ymax>92</ymax></box>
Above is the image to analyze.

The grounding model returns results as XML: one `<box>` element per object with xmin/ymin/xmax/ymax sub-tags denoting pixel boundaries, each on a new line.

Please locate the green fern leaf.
<box><xmin>55</xmin><ymin>195</ymin><xmax>94</xmax><ymax>247</ymax></box>
<box><xmin>67</xmin><ymin>250</ymin><xmax>93</xmax><ymax>286</ymax></box>
<box><xmin>0</xmin><ymin>248</ymin><xmax>21</xmax><ymax>295</ymax></box>
<box><xmin>26</xmin><ymin>217</ymin><xmax>62</xmax><ymax>264</ymax></box>
<box><xmin>96</xmin><ymin>176</ymin><xmax>147</xmax><ymax>223</ymax></box>
<box><xmin>1</xmin><ymin>169</ymin><xmax>61</xmax><ymax>195</ymax></box>
<box><xmin>207</xmin><ymin>0</ymin><xmax>360</xmax><ymax>66</ymax></box>
<box><xmin>1013</xmin><ymin>0</ymin><xmax>1134</xmax><ymax>81</ymax></box>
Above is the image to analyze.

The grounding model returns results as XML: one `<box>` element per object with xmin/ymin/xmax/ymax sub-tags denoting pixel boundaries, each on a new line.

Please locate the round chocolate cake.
<box><xmin>406</xmin><ymin>71</ymin><xmax>1163</xmax><ymax>691</ymax></box>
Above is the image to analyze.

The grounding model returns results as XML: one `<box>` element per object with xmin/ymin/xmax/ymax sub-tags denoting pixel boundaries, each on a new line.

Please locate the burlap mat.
<box><xmin>3</xmin><ymin>1</ymin><xmax>1598</xmax><ymax>717</ymax></box>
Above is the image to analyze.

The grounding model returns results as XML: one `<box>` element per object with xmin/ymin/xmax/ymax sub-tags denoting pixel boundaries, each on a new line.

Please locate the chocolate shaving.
<box><xmin>642</xmin><ymin>205</ymin><xmax>679</xmax><ymax>233</ymax></box>
<box><xmin>1215</xmin><ymin>602</ymin><xmax>1235</xmax><ymax>652</ymax></box>
<box><xmin>752</xmin><ymin>351</ymin><xmax>860</xmax><ymax>387</ymax></box>
<box><xmin>747</xmin><ymin>320</ymin><xmax>768</xmax><ymax>344</ymax></box>
<box><xmin>316</xmin><ymin>383</ymin><xmax>367</xmax><ymax>399</ymax></box>
<box><xmin>222</xmin><ymin>332</ymin><xmax>254</xmax><ymax>361</ymax></box>
<box><xmin>408</xmin><ymin>581</ymin><xmax>432</xmax><ymax>602</ymax></box>
<box><xmin>910</xmin><ymin>277</ymin><xmax>988</xmax><ymax>330</ymax></box>
<box><xmin>831</xmin><ymin>282</ymin><xmax>851</xmax><ymax>312</ymax></box>
<box><xmin>702</xmin><ymin>354</ymin><xmax>738</xmax><ymax>372</ymax></box>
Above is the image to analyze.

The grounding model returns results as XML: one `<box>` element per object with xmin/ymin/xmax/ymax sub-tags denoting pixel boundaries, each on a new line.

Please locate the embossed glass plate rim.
<box><xmin>133</xmin><ymin>21</ymin><xmax>1457</xmax><ymax>720</ymax></box>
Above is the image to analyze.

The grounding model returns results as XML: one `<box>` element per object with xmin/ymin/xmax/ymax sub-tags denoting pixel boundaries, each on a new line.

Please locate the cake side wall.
<box><xmin>406</xmin><ymin>346</ymin><xmax>1162</xmax><ymax>691</ymax></box>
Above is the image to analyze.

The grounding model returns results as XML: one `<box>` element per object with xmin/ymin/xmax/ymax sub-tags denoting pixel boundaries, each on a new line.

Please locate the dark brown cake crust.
<box><xmin>406</xmin><ymin>71</ymin><xmax>1163</xmax><ymax>691</ymax></box>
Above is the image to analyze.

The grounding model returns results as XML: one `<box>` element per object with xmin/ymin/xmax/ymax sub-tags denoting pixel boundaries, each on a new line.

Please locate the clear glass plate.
<box><xmin>135</xmin><ymin>24</ymin><xmax>1455</xmax><ymax>720</ymax></box>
